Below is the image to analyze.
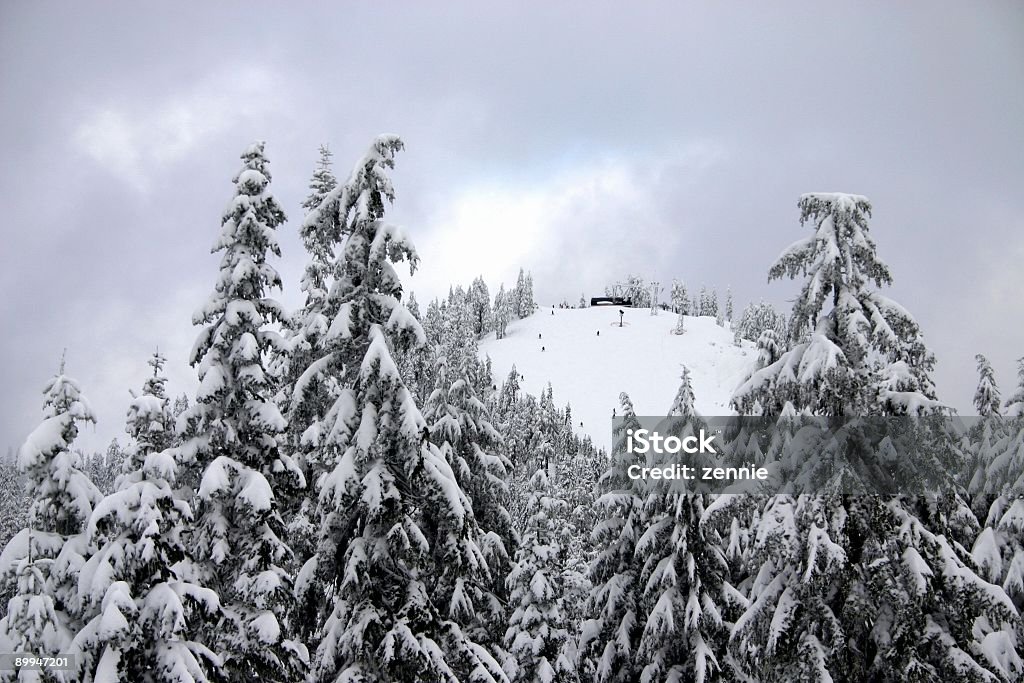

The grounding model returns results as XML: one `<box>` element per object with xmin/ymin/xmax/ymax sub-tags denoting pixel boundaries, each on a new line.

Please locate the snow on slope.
<box><xmin>479</xmin><ymin>306</ymin><xmax>757</xmax><ymax>452</ymax></box>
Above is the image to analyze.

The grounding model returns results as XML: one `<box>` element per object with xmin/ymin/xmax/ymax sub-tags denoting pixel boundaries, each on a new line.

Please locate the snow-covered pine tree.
<box><xmin>696</xmin><ymin>286</ymin><xmax>708</xmax><ymax>317</ymax></box>
<box><xmin>735</xmin><ymin>301</ymin><xmax>786</xmax><ymax>345</ymax></box>
<box><xmin>670</xmin><ymin>280</ymin><xmax>688</xmax><ymax>315</ymax></box>
<box><xmin>304</xmin><ymin>136</ymin><xmax>505</xmax><ymax>682</ymax></box>
<box><xmin>974</xmin><ymin>355</ymin><xmax>1002</xmax><ymax>417</ymax></box>
<box><xmin>579</xmin><ymin>393</ymin><xmax>645</xmax><ymax>682</ymax></box>
<box><xmin>469</xmin><ymin>276</ymin><xmax>493</xmax><ymax>337</ymax></box>
<box><xmin>422</xmin><ymin>349</ymin><xmax>516</xmax><ymax>658</ymax></box>
<box><xmin>732</xmin><ymin>194</ymin><xmax>939</xmax><ymax>417</ymax></box>
<box><xmin>177</xmin><ymin>141</ymin><xmax>306</xmax><ymax>682</ymax></box>
<box><xmin>729</xmin><ymin>194</ymin><xmax>1019</xmax><ymax>681</ymax></box>
<box><xmin>79</xmin><ymin>446</ymin><xmax>117</xmax><ymax>497</ymax></box>
<box><xmin>520</xmin><ymin>272</ymin><xmax>536</xmax><ymax>318</ymax></box>
<box><xmin>634</xmin><ymin>367</ymin><xmax>740</xmax><ymax>683</ymax></box>
<box><xmin>493</xmin><ymin>284</ymin><xmax>511</xmax><ymax>340</ymax></box>
<box><xmin>0</xmin><ymin>363</ymin><xmax>102</xmax><ymax>672</ymax></box>
<box><xmin>972</xmin><ymin>359</ymin><xmax>1024</xmax><ymax>622</ymax></box>
<box><xmin>512</xmin><ymin>269</ymin><xmax>526</xmax><ymax>319</ymax></box>
<box><xmin>503</xmin><ymin>465</ymin><xmax>577</xmax><ymax>683</ymax></box>
<box><xmin>74</xmin><ymin>351</ymin><xmax>221</xmax><ymax>682</ymax></box>
<box><xmin>579</xmin><ymin>293</ymin><xmax>587</xmax><ymax>309</ymax></box>
<box><xmin>280</xmin><ymin>142</ymin><xmax>344</xmax><ymax>458</ymax></box>
<box><xmin>966</xmin><ymin>354</ymin><xmax>1008</xmax><ymax>511</ymax></box>
<box><xmin>494</xmin><ymin>366</ymin><xmax>532</xmax><ymax>469</ymax></box>
<box><xmin>725</xmin><ymin>287</ymin><xmax>733</xmax><ymax>324</ymax></box>
<box><xmin>276</xmin><ymin>145</ymin><xmax>350</xmax><ymax>644</ymax></box>
<box><xmin>0</xmin><ymin>462</ymin><xmax>29</xmax><ymax>584</ymax></box>
<box><xmin>125</xmin><ymin>351</ymin><xmax>172</xmax><ymax>469</ymax></box>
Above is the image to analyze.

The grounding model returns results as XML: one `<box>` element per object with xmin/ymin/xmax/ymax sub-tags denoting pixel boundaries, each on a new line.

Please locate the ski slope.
<box><xmin>479</xmin><ymin>306</ymin><xmax>757</xmax><ymax>452</ymax></box>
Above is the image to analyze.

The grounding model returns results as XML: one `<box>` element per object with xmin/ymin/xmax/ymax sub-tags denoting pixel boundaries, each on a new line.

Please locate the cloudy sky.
<box><xmin>1</xmin><ymin>1</ymin><xmax>1022</xmax><ymax>455</ymax></box>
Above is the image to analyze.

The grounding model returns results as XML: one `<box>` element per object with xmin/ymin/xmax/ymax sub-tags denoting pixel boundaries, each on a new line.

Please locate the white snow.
<box><xmin>479</xmin><ymin>308</ymin><xmax>755</xmax><ymax>451</ymax></box>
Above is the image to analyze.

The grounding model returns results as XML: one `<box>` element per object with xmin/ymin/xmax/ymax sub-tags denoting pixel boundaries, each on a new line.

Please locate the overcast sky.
<box><xmin>1</xmin><ymin>1</ymin><xmax>1022</xmax><ymax>455</ymax></box>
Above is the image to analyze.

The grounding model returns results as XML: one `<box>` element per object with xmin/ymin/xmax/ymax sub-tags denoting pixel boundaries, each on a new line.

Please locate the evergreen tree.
<box><xmin>733</xmin><ymin>194</ymin><xmax>939</xmax><ymax>417</ymax></box>
<box><xmin>519</xmin><ymin>272</ymin><xmax>536</xmax><ymax>318</ymax></box>
<box><xmin>670</xmin><ymin>280</ymin><xmax>689</xmax><ymax>315</ymax></box>
<box><xmin>735</xmin><ymin>301</ymin><xmax>786</xmax><ymax>345</ymax></box>
<box><xmin>306</xmin><ymin>136</ymin><xmax>504</xmax><ymax>681</ymax></box>
<box><xmin>469</xmin><ymin>276</ymin><xmax>493</xmax><ymax>337</ymax></box>
<box><xmin>512</xmin><ymin>269</ymin><xmax>526</xmax><ymax>319</ymax></box>
<box><xmin>974</xmin><ymin>354</ymin><xmax>1002</xmax><ymax>417</ymax></box>
<box><xmin>0</xmin><ymin>462</ymin><xmax>29</xmax><ymax>583</ymax></box>
<box><xmin>634</xmin><ymin>368</ymin><xmax>738</xmax><ymax>682</ymax></box>
<box><xmin>74</xmin><ymin>352</ymin><xmax>221</xmax><ymax>682</ymax></box>
<box><xmin>972</xmin><ymin>360</ymin><xmax>1024</xmax><ymax>623</ymax></box>
<box><xmin>1</xmin><ymin>553</ymin><xmax>65</xmax><ymax>681</ymax></box>
<box><xmin>725</xmin><ymin>287</ymin><xmax>734</xmax><ymax>324</ymax></box>
<box><xmin>0</xmin><ymin>363</ymin><xmax>102</xmax><ymax>672</ymax></box>
<box><xmin>729</xmin><ymin>194</ymin><xmax>1017</xmax><ymax>681</ymax></box>
<box><xmin>177</xmin><ymin>141</ymin><xmax>306</xmax><ymax>682</ymax></box>
<box><xmin>280</xmin><ymin>146</ymin><xmax>350</xmax><ymax>637</ymax></box>
<box><xmin>503</xmin><ymin>466</ymin><xmax>577</xmax><ymax>683</ymax></box>
<box><xmin>579</xmin><ymin>393</ymin><xmax>645</xmax><ymax>682</ymax></box>
<box><xmin>493</xmin><ymin>284</ymin><xmax>511</xmax><ymax>340</ymax></box>
<box><xmin>422</xmin><ymin>350</ymin><xmax>516</xmax><ymax>657</ymax></box>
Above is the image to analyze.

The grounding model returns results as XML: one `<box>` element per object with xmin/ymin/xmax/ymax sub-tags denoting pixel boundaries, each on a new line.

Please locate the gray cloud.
<box><xmin>2</xmin><ymin>1</ymin><xmax>1022</xmax><ymax>454</ymax></box>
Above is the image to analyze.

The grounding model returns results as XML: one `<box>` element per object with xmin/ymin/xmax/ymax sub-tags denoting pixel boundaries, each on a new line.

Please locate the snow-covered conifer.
<box><xmin>503</xmin><ymin>467</ymin><xmax>577</xmax><ymax>683</ymax></box>
<box><xmin>469</xmin><ymin>276</ymin><xmax>493</xmax><ymax>337</ymax></box>
<box><xmin>735</xmin><ymin>301</ymin><xmax>786</xmax><ymax>344</ymax></box>
<box><xmin>493</xmin><ymin>284</ymin><xmax>511</xmax><ymax>340</ymax></box>
<box><xmin>670</xmin><ymin>279</ymin><xmax>688</xmax><ymax>315</ymax></box>
<box><xmin>633</xmin><ymin>369</ymin><xmax>738</xmax><ymax>682</ymax></box>
<box><xmin>423</xmin><ymin>349</ymin><xmax>516</xmax><ymax>653</ymax></box>
<box><xmin>974</xmin><ymin>354</ymin><xmax>1002</xmax><ymax>417</ymax></box>
<box><xmin>519</xmin><ymin>272</ymin><xmax>536</xmax><ymax>318</ymax></box>
<box><xmin>177</xmin><ymin>141</ymin><xmax>306</xmax><ymax>682</ymax></box>
<box><xmin>512</xmin><ymin>269</ymin><xmax>526</xmax><ymax>319</ymax></box>
<box><xmin>0</xmin><ymin>364</ymin><xmax>102</xmax><ymax>667</ymax></box>
<box><xmin>729</xmin><ymin>194</ymin><xmax>1017</xmax><ymax>681</ymax></box>
<box><xmin>579</xmin><ymin>393</ymin><xmax>645</xmax><ymax>682</ymax></box>
<box><xmin>305</xmin><ymin>136</ymin><xmax>504</xmax><ymax>681</ymax></box>
<box><xmin>732</xmin><ymin>194</ymin><xmax>939</xmax><ymax>416</ymax></box>
<box><xmin>74</xmin><ymin>354</ymin><xmax>221</xmax><ymax>682</ymax></box>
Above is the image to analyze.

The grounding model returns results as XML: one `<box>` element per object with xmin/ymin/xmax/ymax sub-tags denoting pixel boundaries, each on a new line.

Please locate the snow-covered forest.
<box><xmin>1</xmin><ymin>136</ymin><xmax>1022</xmax><ymax>683</ymax></box>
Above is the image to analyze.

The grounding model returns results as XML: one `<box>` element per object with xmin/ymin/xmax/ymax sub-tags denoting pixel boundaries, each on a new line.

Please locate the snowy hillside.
<box><xmin>479</xmin><ymin>306</ymin><xmax>756</xmax><ymax>451</ymax></box>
